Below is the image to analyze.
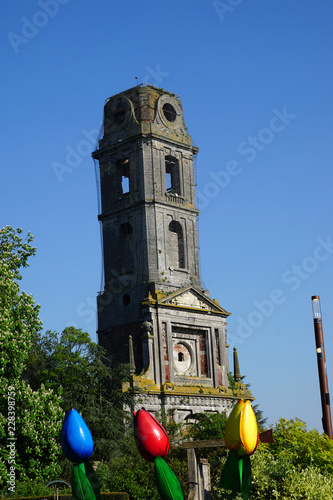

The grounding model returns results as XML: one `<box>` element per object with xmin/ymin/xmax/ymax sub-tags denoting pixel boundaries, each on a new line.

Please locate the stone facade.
<box><xmin>93</xmin><ymin>84</ymin><xmax>250</xmax><ymax>420</ymax></box>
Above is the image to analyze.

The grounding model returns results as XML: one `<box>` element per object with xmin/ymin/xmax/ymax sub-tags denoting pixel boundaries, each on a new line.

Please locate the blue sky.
<box><xmin>1</xmin><ymin>1</ymin><xmax>333</xmax><ymax>433</ymax></box>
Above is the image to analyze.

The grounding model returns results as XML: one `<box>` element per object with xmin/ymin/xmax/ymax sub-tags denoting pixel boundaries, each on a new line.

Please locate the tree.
<box><xmin>0</xmin><ymin>226</ymin><xmax>63</xmax><ymax>491</ymax></box>
<box><xmin>0</xmin><ymin>226</ymin><xmax>42</xmax><ymax>384</ymax></box>
<box><xmin>24</xmin><ymin>327</ymin><xmax>98</xmax><ymax>400</ymax></box>
<box><xmin>12</xmin><ymin>381</ymin><xmax>63</xmax><ymax>482</ymax></box>
<box><xmin>24</xmin><ymin>327</ymin><xmax>134</xmax><ymax>462</ymax></box>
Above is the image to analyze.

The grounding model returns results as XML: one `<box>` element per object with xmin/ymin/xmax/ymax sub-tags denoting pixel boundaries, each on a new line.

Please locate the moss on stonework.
<box><xmin>154</xmin><ymin>87</ymin><xmax>175</xmax><ymax>98</ymax></box>
<box><xmin>227</xmin><ymin>372</ymin><xmax>253</xmax><ymax>400</ymax></box>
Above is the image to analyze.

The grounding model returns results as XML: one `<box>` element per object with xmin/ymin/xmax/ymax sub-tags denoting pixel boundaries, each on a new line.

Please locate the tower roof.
<box><xmin>105</xmin><ymin>83</ymin><xmax>180</xmax><ymax>103</ymax></box>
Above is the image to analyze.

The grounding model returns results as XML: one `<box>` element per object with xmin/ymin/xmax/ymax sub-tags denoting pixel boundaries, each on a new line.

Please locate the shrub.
<box><xmin>250</xmin><ymin>446</ymin><xmax>333</xmax><ymax>499</ymax></box>
<box><xmin>98</xmin><ymin>457</ymin><xmax>160</xmax><ymax>500</ymax></box>
<box><xmin>270</xmin><ymin>418</ymin><xmax>333</xmax><ymax>474</ymax></box>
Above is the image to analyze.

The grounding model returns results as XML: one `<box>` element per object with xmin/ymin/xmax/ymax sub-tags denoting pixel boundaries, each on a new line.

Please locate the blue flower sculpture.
<box><xmin>61</xmin><ymin>409</ymin><xmax>93</xmax><ymax>463</ymax></box>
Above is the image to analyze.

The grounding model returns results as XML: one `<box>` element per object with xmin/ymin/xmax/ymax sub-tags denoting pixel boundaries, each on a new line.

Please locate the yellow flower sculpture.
<box><xmin>225</xmin><ymin>399</ymin><xmax>259</xmax><ymax>456</ymax></box>
<box><xmin>221</xmin><ymin>399</ymin><xmax>259</xmax><ymax>499</ymax></box>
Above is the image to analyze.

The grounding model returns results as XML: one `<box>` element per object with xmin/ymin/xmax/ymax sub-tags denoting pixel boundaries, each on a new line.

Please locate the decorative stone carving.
<box><xmin>141</xmin><ymin>321</ymin><xmax>153</xmax><ymax>336</ymax></box>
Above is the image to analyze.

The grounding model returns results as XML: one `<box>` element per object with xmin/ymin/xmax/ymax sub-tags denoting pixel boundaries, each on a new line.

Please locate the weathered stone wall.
<box><xmin>94</xmin><ymin>85</ymin><xmax>235</xmax><ymax>418</ymax></box>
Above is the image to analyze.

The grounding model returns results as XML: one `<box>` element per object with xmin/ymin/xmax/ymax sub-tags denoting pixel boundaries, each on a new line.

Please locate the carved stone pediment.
<box><xmin>158</xmin><ymin>286</ymin><xmax>230</xmax><ymax>316</ymax></box>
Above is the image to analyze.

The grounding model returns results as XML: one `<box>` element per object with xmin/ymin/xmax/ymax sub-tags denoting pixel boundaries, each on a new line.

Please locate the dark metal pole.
<box><xmin>311</xmin><ymin>295</ymin><xmax>333</xmax><ymax>439</ymax></box>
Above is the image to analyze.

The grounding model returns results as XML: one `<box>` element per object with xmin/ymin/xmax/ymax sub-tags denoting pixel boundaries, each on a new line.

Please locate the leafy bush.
<box><xmin>98</xmin><ymin>456</ymin><xmax>159</xmax><ymax>500</ymax></box>
<box><xmin>96</xmin><ymin>428</ymin><xmax>189</xmax><ymax>500</ymax></box>
<box><xmin>270</xmin><ymin>418</ymin><xmax>333</xmax><ymax>474</ymax></box>
<box><xmin>0</xmin><ymin>227</ymin><xmax>64</xmax><ymax>490</ymax></box>
<box><xmin>186</xmin><ymin>412</ymin><xmax>228</xmax><ymax>441</ymax></box>
<box><xmin>250</xmin><ymin>444</ymin><xmax>333</xmax><ymax>499</ymax></box>
<box><xmin>0</xmin><ymin>478</ymin><xmax>69</xmax><ymax>498</ymax></box>
<box><xmin>2</xmin><ymin>495</ymin><xmax>128</xmax><ymax>500</ymax></box>
<box><xmin>210</xmin><ymin>418</ymin><xmax>333</xmax><ymax>500</ymax></box>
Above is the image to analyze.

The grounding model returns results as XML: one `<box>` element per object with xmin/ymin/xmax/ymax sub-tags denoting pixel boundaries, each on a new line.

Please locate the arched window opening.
<box><xmin>165</xmin><ymin>156</ymin><xmax>180</xmax><ymax>195</ymax></box>
<box><xmin>178</xmin><ymin>352</ymin><xmax>184</xmax><ymax>362</ymax></box>
<box><xmin>117</xmin><ymin>158</ymin><xmax>130</xmax><ymax>196</ymax></box>
<box><xmin>169</xmin><ymin>220</ymin><xmax>185</xmax><ymax>269</ymax></box>
<box><xmin>120</xmin><ymin>222</ymin><xmax>134</xmax><ymax>273</ymax></box>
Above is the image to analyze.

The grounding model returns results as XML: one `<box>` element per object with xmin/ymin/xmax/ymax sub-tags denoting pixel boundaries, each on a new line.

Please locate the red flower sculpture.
<box><xmin>133</xmin><ymin>408</ymin><xmax>170</xmax><ymax>462</ymax></box>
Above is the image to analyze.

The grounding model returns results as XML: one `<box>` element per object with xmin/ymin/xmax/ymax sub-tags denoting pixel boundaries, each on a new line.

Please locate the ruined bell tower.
<box><xmin>92</xmin><ymin>84</ymin><xmax>248</xmax><ymax>420</ymax></box>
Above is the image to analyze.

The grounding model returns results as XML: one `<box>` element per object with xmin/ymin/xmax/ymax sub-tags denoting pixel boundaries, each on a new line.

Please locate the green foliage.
<box><xmin>212</xmin><ymin>486</ymin><xmax>243</xmax><ymax>500</ymax></box>
<box><xmin>4</xmin><ymin>497</ymin><xmax>69</xmax><ymax>500</ymax></box>
<box><xmin>270</xmin><ymin>418</ymin><xmax>333</xmax><ymax>474</ymax></box>
<box><xmin>14</xmin><ymin>381</ymin><xmax>63</xmax><ymax>481</ymax></box>
<box><xmin>24</xmin><ymin>327</ymin><xmax>133</xmax><ymax>463</ymax></box>
<box><xmin>100</xmin><ymin>495</ymin><xmax>129</xmax><ymax>500</ymax></box>
<box><xmin>250</xmin><ymin>443</ymin><xmax>333</xmax><ymax>499</ymax></box>
<box><xmin>0</xmin><ymin>226</ymin><xmax>42</xmax><ymax>385</ymax></box>
<box><xmin>102</xmin><ymin>451</ymin><xmax>187</xmax><ymax>500</ymax></box>
<box><xmin>184</xmin><ymin>411</ymin><xmax>229</xmax><ymax>468</ymax></box>
<box><xmin>94</xmin><ymin>410</ymin><xmax>189</xmax><ymax>500</ymax></box>
<box><xmin>212</xmin><ymin>420</ymin><xmax>333</xmax><ymax>499</ymax></box>
<box><xmin>186</xmin><ymin>412</ymin><xmax>228</xmax><ymax>441</ymax></box>
<box><xmin>157</xmin><ymin>410</ymin><xmax>185</xmax><ymax>448</ymax></box>
<box><xmin>0</xmin><ymin>382</ymin><xmax>62</xmax><ymax>488</ymax></box>
<box><xmin>8</xmin><ymin>495</ymin><xmax>130</xmax><ymax>500</ymax></box>
<box><xmin>195</xmin><ymin>416</ymin><xmax>333</xmax><ymax>500</ymax></box>
<box><xmin>24</xmin><ymin>327</ymin><xmax>98</xmax><ymax>398</ymax></box>
<box><xmin>0</xmin><ymin>227</ymin><xmax>63</xmax><ymax>492</ymax></box>
<box><xmin>98</xmin><ymin>456</ymin><xmax>160</xmax><ymax>500</ymax></box>
<box><xmin>3</xmin><ymin>478</ymin><xmax>69</xmax><ymax>498</ymax></box>
<box><xmin>96</xmin><ymin>426</ymin><xmax>162</xmax><ymax>499</ymax></box>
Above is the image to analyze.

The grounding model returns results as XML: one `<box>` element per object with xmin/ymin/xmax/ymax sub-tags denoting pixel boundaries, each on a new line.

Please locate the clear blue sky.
<box><xmin>1</xmin><ymin>1</ymin><xmax>333</xmax><ymax>433</ymax></box>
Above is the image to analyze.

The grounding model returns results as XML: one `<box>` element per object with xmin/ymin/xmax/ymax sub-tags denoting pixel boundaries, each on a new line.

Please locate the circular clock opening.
<box><xmin>162</xmin><ymin>103</ymin><xmax>177</xmax><ymax>122</ymax></box>
<box><xmin>111</xmin><ymin>102</ymin><xmax>128</xmax><ymax>124</ymax></box>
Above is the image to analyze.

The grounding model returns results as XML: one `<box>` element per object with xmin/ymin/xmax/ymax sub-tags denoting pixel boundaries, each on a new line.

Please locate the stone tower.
<box><xmin>93</xmin><ymin>84</ymin><xmax>247</xmax><ymax>420</ymax></box>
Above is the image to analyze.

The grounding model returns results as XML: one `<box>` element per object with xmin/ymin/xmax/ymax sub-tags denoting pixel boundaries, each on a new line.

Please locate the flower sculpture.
<box><xmin>221</xmin><ymin>400</ymin><xmax>259</xmax><ymax>499</ymax></box>
<box><xmin>61</xmin><ymin>409</ymin><xmax>94</xmax><ymax>463</ymax></box>
<box><xmin>133</xmin><ymin>408</ymin><xmax>184</xmax><ymax>500</ymax></box>
<box><xmin>133</xmin><ymin>408</ymin><xmax>170</xmax><ymax>462</ymax></box>
<box><xmin>225</xmin><ymin>399</ymin><xmax>259</xmax><ymax>456</ymax></box>
<box><xmin>61</xmin><ymin>409</ymin><xmax>100</xmax><ymax>500</ymax></box>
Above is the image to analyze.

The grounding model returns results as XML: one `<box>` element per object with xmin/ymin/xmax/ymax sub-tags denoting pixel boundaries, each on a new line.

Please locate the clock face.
<box><xmin>158</xmin><ymin>96</ymin><xmax>182</xmax><ymax>129</ymax></box>
<box><xmin>106</xmin><ymin>97</ymin><xmax>132</xmax><ymax>130</ymax></box>
<box><xmin>110</xmin><ymin>101</ymin><xmax>129</xmax><ymax>123</ymax></box>
<box><xmin>162</xmin><ymin>102</ymin><xmax>177</xmax><ymax>123</ymax></box>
